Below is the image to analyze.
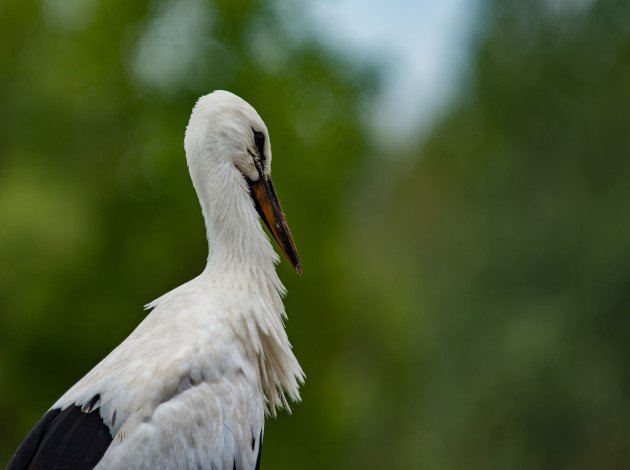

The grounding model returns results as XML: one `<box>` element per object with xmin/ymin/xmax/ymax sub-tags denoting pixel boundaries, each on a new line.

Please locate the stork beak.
<box><xmin>248</xmin><ymin>174</ymin><xmax>302</xmax><ymax>274</ymax></box>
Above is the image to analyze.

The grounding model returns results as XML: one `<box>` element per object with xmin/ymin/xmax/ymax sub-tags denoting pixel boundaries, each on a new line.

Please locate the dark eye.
<box><xmin>252</xmin><ymin>129</ymin><xmax>265</xmax><ymax>158</ymax></box>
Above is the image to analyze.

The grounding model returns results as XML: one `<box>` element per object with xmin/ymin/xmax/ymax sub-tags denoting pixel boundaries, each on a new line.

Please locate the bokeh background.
<box><xmin>2</xmin><ymin>0</ymin><xmax>630</xmax><ymax>468</ymax></box>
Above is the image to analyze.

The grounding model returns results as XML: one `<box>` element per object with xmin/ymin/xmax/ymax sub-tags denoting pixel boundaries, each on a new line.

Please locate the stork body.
<box><xmin>9</xmin><ymin>91</ymin><xmax>303</xmax><ymax>469</ymax></box>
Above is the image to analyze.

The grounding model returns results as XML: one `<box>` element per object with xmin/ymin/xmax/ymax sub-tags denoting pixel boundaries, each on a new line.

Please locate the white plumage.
<box><xmin>10</xmin><ymin>90</ymin><xmax>304</xmax><ymax>470</ymax></box>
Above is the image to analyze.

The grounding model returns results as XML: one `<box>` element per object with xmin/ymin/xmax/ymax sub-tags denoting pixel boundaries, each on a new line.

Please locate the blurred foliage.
<box><xmin>1</xmin><ymin>0</ymin><xmax>630</xmax><ymax>469</ymax></box>
<box><xmin>341</xmin><ymin>1</ymin><xmax>630</xmax><ymax>468</ymax></box>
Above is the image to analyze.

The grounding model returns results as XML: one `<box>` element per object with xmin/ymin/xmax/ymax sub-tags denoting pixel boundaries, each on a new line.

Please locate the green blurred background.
<box><xmin>2</xmin><ymin>0</ymin><xmax>630</xmax><ymax>468</ymax></box>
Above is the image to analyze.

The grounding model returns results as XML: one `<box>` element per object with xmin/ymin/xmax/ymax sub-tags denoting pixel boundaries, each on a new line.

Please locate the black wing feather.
<box><xmin>8</xmin><ymin>395</ymin><xmax>113</xmax><ymax>470</ymax></box>
<box><xmin>255</xmin><ymin>430</ymin><xmax>263</xmax><ymax>470</ymax></box>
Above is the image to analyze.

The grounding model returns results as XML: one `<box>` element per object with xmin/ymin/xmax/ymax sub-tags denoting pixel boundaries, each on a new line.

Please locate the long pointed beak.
<box><xmin>248</xmin><ymin>174</ymin><xmax>302</xmax><ymax>274</ymax></box>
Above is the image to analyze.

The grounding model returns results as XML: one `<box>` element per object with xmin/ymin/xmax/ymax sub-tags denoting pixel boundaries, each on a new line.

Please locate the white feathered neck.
<box><xmin>148</xmin><ymin>94</ymin><xmax>304</xmax><ymax>414</ymax></box>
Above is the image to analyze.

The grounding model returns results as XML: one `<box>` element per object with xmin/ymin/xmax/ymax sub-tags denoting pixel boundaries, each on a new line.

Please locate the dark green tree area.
<box><xmin>342</xmin><ymin>1</ymin><xmax>630</xmax><ymax>468</ymax></box>
<box><xmin>2</xmin><ymin>0</ymin><xmax>629</xmax><ymax>468</ymax></box>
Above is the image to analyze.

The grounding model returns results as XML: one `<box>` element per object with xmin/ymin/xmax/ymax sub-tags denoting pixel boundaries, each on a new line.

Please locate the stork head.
<box><xmin>184</xmin><ymin>90</ymin><xmax>301</xmax><ymax>274</ymax></box>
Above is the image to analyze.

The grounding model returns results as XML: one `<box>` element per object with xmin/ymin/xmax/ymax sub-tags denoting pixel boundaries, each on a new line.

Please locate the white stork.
<box><xmin>8</xmin><ymin>90</ymin><xmax>304</xmax><ymax>469</ymax></box>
